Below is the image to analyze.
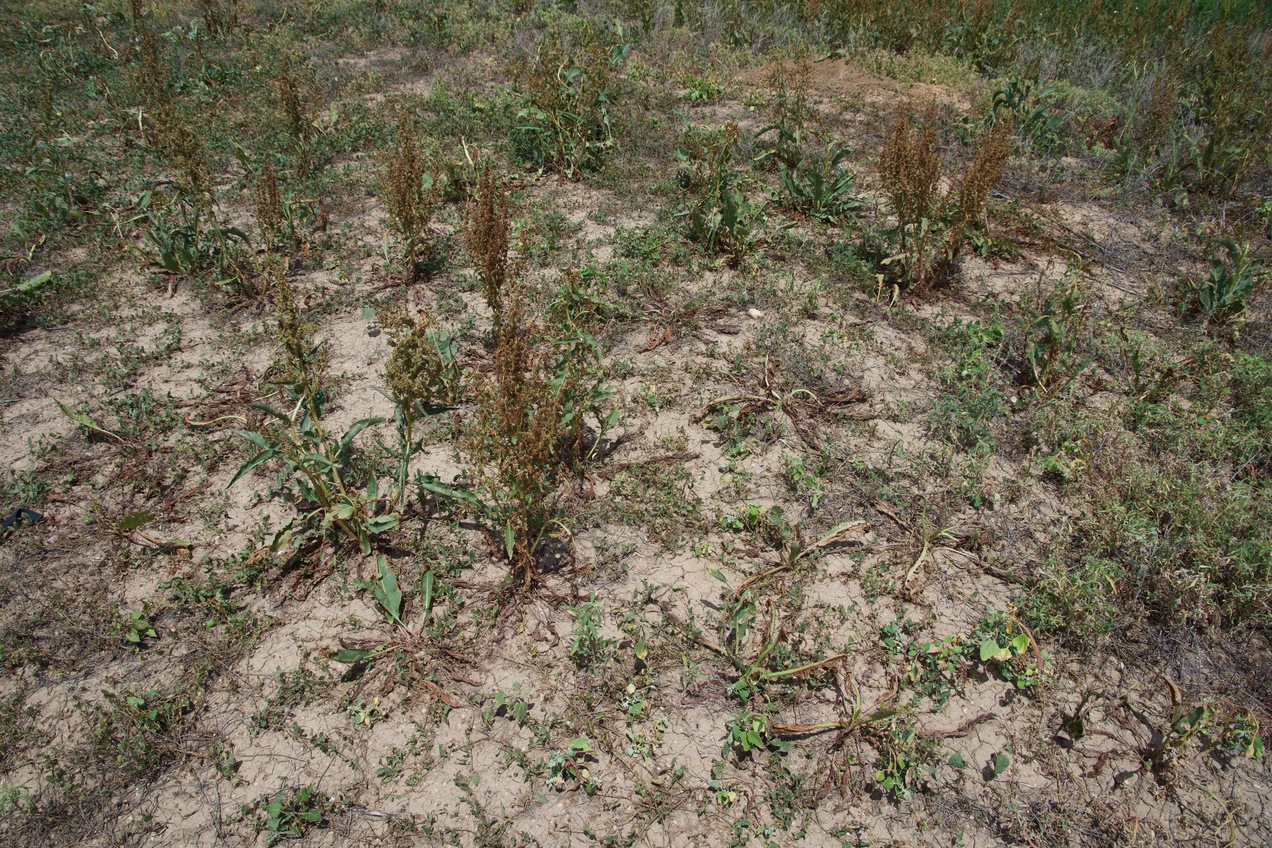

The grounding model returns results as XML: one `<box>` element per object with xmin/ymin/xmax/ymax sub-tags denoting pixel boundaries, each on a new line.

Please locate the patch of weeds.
<box><xmin>0</xmin><ymin>693</ymin><xmax>39</xmax><ymax>771</ymax></box>
<box><xmin>566</xmin><ymin>595</ymin><xmax>615</xmax><ymax>671</ymax></box>
<box><xmin>251</xmin><ymin>662</ymin><xmax>323</xmax><ymax>734</ymax></box>
<box><xmin>542</xmin><ymin>737</ymin><xmax>600</xmax><ymax>794</ymax></box>
<box><xmin>778</xmin><ymin>137</ymin><xmax>865</xmax><ymax>225</ymax></box>
<box><xmin>1230</xmin><ymin>353</ymin><xmax>1272</xmax><ymax>472</ymax></box>
<box><xmin>1179</xmin><ymin>237</ymin><xmax>1265</xmax><ymax>326</ymax></box>
<box><xmin>482</xmin><ymin>686</ymin><xmax>532</xmax><ymax>728</ymax></box>
<box><xmin>969</xmin><ymin>609</ymin><xmax>1045</xmax><ymax>691</ymax></box>
<box><xmin>723</xmin><ymin>710</ymin><xmax>785</xmax><ymax>758</ymax></box>
<box><xmin>111</xmin><ymin>606</ymin><xmax>157</xmax><ymax>651</ymax></box>
<box><xmin>1149</xmin><ymin>697</ymin><xmax>1264</xmax><ymax>776</ymax></box>
<box><xmin>161</xmin><ymin>573</ymin><xmax>249</xmax><ymax>630</ymax></box>
<box><xmin>246</xmin><ymin>785</ymin><xmax>334</xmax><ymax>846</ymax></box>
<box><xmin>881</xmin><ymin>618</ymin><xmax>968</xmax><ymax>708</ymax></box>
<box><xmin>681</xmin><ymin>73</ymin><xmax>723</xmax><ymax>103</ymax></box>
<box><xmin>1025</xmin><ymin>399</ymin><xmax>1272</xmax><ymax>629</ymax></box>
<box><xmin>780</xmin><ymin>453</ymin><xmax>828</xmax><ymax>512</ymax></box>
<box><xmin>511</xmin><ymin>23</ymin><xmax>622</xmax><ymax>177</ymax></box>
<box><xmin>870</xmin><ymin>716</ymin><xmax>938</xmax><ymax>801</ymax></box>
<box><xmin>274</xmin><ymin>55</ymin><xmax>318</xmax><ymax>177</ymax></box>
<box><xmin>231</xmin><ymin>268</ymin><xmax>439</xmax><ymax>559</ymax></box>
<box><xmin>106</xmin><ymin>388</ymin><xmax>181</xmax><ymax>438</ymax></box>
<box><xmin>1014</xmin><ymin>267</ymin><xmax>1093</xmax><ymax>398</ymax></box>
<box><xmin>82</xmin><ymin>687</ymin><xmax>196</xmax><ymax>782</ymax></box>
<box><xmin>874</xmin><ymin>107</ymin><xmax>1011</xmax><ymax>293</ymax></box>
<box><xmin>676</xmin><ymin>123</ymin><xmax>761</xmax><ymax>263</ymax></box>
<box><xmin>882</xmin><ymin>611</ymin><xmax>1046</xmax><ymax>706</ymax></box>
<box><xmin>928</xmin><ymin>319</ymin><xmax>1006</xmax><ymax>457</ymax></box>
<box><xmin>0</xmin><ymin>777</ymin><xmax>33</xmax><ymax>817</ymax></box>
<box><xmin>594</xmin><ymin>441</ymin><xmax>702</xmax><ymax>548</ymax></box>
<box><xmin>1018</xmin><ymin>552</ymin><xmax>1123</xmax><ymax>644</ymax></box>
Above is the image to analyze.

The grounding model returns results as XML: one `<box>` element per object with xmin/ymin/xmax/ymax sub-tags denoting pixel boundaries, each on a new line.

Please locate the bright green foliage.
<box><xmin>513</xmin><ymin>30</ymin><xmax>622</xmax><ymax>177</ymax></box>
<box><xmin>873</xmin><ymin>720</ymin><xmax>936</xmax><ymax>800</ymax></box>
<box><xmin>677</xmin><ymin>123</ymin><xmax>760</xmax><ymax>261</ymax></box>
<box><xmin>777</xmin><ymin>141</ymin><xmax>864</xmax><ymax>224</ymax></box>
<box><xmin>565</xmin><ymin>595</ymin><xmax>615</xmax><ymax>670</ymax></box>
<box><xmin>254</xmin><ymin>785</ymin><xmax>330</xmax><ymax>846</ymax></box>
<box><xmin>1185</xmin><ymin>238</ymin><xmax>1264</xmax><ymax>325</ymax></box>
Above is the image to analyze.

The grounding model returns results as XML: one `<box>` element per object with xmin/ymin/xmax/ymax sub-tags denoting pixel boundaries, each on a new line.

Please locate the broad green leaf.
<box><xmin>979</xmin><ymin>639</ymin><xmax>1002</xmax><ymax>662</ymax></box>
<box><xmin>299</xmin><ymin>452</ymin><xmax>335</xmax><ymax>470</ymax></box>
<box><xmin>364</xmin><ymin>514</ymin><xmax>399</xmax><ymax>533</ymax></box>
<box><xmin>993</xmin><ymin>752</ymin><xmax>1010</xmax><ymax>776</ymax></box>
<box><xmin>228</xmin><ymin>448</ymin><xmax>280</xmax><ymax>487</ymax></box>
<box><xmin>247</xmin><ymin>402</ymin><xmax>292</xmax><ymax>423</ymax></box>
<box><xmin>416</xmin><ymin>476</ymin><xmax>487</xmax><ymax>513</ymax></box>
<box><xmin>708</xmin><ymin>568</ymin><xmax>728</xmax><ymax>584</ymax></box>
<box><xmin>420</xmin><ymin>569</ymin><xmax>435</xmax><ymax>614</ymax></box>
<box><xmin>236</xmin><ymin>429</ymin><xmax>270</xmax><ymax>450</ymax></box>
<box><xmin>948</xmin><ymin>753</ymin><xmax>967</xmax><ymax>769</ymax></box>
<box><xmin>9</xmin><ymin>270</ymin><xmax>53</xmax><ymax>295</ymax></box>
<box><xmin>372</xmin><ymin>555</ymin><xmax>403</xmax><ymax>625</ymax></box>
<box><xmin>118</xmin><ymin>510</ymin><xmax>154</xmax><ymax>533</ymax></box>
<box><xmin>56</xmin><ymin>400</ymin><xmax>123</xmax><ymax>443</ymax></box>
<box><xmin>338</xmin><ymin>417</ymin><xmax>384</xmax><ymax>453</ymax></box>
<box><xmin>333</xmin><ymin>648</ymin><xmax>377</xmax><ymax>663</ymax></box>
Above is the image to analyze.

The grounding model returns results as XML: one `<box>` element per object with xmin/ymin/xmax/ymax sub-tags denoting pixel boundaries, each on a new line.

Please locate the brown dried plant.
<box><xmin>463</xmin><ymin>167</ymin><xmax>511</xmax><ymax>327</ymax></box>
<box><xmin>276</xmin><ymin>56</ymin><xmax>315</xmax><ymax>176</ymax></box>
<box><xmin>384</xmin><ymin>110</ymin><xmax>438</xmax><ymax>281</ymax></box>
<box><xmin>513</xmin><ymin>35</ymin><xmax>615</xmax><ymax>177</ymax></box>
<box><xmin>878</xmin><ymin>107</ymin><xmax>1011</xmax><ymax>291</ymax></box>
<box><xmin>759</xmin><ymin>57</ymin><xmax>814</xmax><ymax>169</ymax></box>
<box><xmin>130</xmin><ymin>19</ymin><xmax>209</xmax><ymax>201</ymax></box>
<box><xmin>951</xmin><ymin>119</ymin><xmax>1011</xmax><ymax>233</ymax></box>
<box><xmin>254</xmin><ymin>163</ymin><xmax>283</xmax><ymax>250</ymax></box>
<box><xmin>274</xmin><ymin>265</ymin><xmax>323</xmax><ymax>395</ymax></box>
<box><xmin>382</xmin><ymin>308</ymin><xmax>462</xmax><ymax>410</ymax></box>
<box><xmin>1137</xmin><ymin>72</ymin><xmax>1179</xmax><ymax>151</ymax></box>
<box><xmin>466</xmin><ymin>276</ymin><xmax>567</xmax><ymax>587</ymax></box>
<box><xmin>147</xmin><ymin>105</ymin><xmax>211</xmax><ymax>201</ymax></box>
<box><xmin>878</xmin><ymin>107</ymin><xmax>941</xmax><ymax>251</ymax></box>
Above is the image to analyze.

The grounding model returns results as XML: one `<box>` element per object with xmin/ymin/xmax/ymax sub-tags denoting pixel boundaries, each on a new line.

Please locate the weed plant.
<box><xmin>384</xmin><ymin>110</ymin><xmax>439</xmax><ymax>281</ymax></box>
<box><xmin>1182</xmin><ymin>238</ymin><xmax>1265</xmax><ymax>326</ymax></box>
<box><xmin>232</xmin><ymin>270</ymin><xmax>411</xmax><ymax>558</ymax></box>
<box><xmin>876</xmin><ymin>108</ymin><xmax>1011</xmax><ymax>291</ymax></box>
<box><xmin>512</xmin><ymin>26</ymin><xmax>620</xmax><ymax>177</ymax></box>
<box><xmin>677</xmin><ymin>123</ymin><xmax>760</xmax><ymax>262</ymax></box>
<box><xmin>463</xmin><ymin>167</ymin><xmax>512</xmax><ymax>327</ymax></box>
<box><xmin>276</xmin><ymin>56</ymin><xmax>316</xmax><ymax>177</ymax></box>
<box><xmin>465</xmin><ymin>273</ymin><xmax>614</xmax><ymax>586</ymax></box>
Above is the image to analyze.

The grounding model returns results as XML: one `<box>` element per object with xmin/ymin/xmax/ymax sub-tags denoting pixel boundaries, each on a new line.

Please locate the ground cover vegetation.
<box><xmin>0</xmin><ymin>0</ymin><xmax>1269</xmax><ymax>845</ymax></box>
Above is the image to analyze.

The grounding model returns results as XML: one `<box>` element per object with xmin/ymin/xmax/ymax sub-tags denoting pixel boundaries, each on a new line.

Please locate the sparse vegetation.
<box><xmin>0</xmin><ymin>2</ymin><xmax>1269</xmax><ymax>846</ymax></box>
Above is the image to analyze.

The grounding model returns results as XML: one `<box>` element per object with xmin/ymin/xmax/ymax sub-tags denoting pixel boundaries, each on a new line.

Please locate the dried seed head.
<box><xmin>879</xmin><ymin>107</ymin><xmax>942</xmax><ymax>233</ymax></box>
<box><xmin>385</xmin><ymin>109</ymin><xmax>437</xmax><ymax>278</ymax></box>
<box><xmin>955</xmin><ymin>120</ymin><xmax>1011</xmax><ymax>228</ymax></box>
<box><xmin>382</xmin><ymin>308</ymin><xmax>459</xmax><ymax>409</ymax></box>
<box><xmin>276</xmin><ymin>56</ymin><xmax>314</xmax><ymax>175</ymax></box>
<box><xmin>463</xmin><ymin>167</ymin><xmax>511</xmax><ymax>320</ymax></box>
<box><xmin>254</xmin><ymin>163</ymin><xmax>283</xmax><ymax>248</ymax></box>
<box><xmin>272</xmin><ymin>261</ymin><xmax>325</xmax><ymax>398</ymax></box>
